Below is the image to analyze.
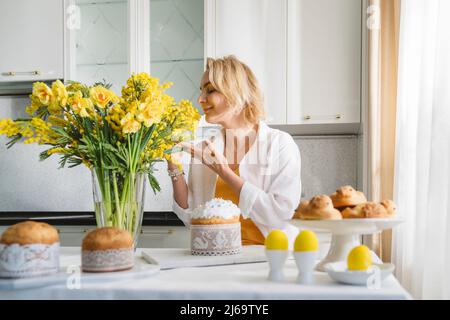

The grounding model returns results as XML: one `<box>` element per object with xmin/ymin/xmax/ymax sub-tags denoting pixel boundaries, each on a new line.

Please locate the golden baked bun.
<box><xmin>295</xmin><ymin>195</ymin><xmax>342</xmax><ymax>220</ymax></box>
<box><xmin>342</xmin><ymin>202</ymin><xmax>389</xmax><ymax>218</ymax></box>
<box><xmin>330</xmin><ymin>185</ymin><xmax>367</xmax><ymax>209</ymax></box>
<box><xmin>380</xmin><ymin>199</ymin><xmax>397</xmax><ymax>217</ymax></box>
<box><xmin>0</xmin><ymin>221</ymin><xmax>59</xmax><ymax>245</ymax></box>
<box><xmin>82</xmin><ymin>227</ymin><xmax>133</xmax><ymax>251</ymax></box>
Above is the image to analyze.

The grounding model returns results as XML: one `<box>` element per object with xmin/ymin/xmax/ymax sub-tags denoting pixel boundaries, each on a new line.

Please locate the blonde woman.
<box><xmin>168</xmin><ymin>55</ymin><xmax>301</xmax><ymax>245</ymax></box>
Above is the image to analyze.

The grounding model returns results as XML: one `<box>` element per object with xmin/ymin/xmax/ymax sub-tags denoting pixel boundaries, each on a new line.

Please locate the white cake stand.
<box><xmin>289</xmin><ymin>218</ymin><xmax>404</xmax><ymax>272</ymax></box>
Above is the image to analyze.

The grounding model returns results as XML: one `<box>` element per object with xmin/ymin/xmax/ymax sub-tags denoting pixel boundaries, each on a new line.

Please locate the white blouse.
<box><xmin>172</xmin><ymin>120</ymin><xmax>302</xmax><ymax>245</ymax></box>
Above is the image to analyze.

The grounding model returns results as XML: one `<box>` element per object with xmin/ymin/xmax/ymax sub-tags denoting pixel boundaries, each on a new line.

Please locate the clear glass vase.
<box><xmin>91</xmin><ymin>168</ymin><xmax>146</xmax><ymax>249</ymax></box>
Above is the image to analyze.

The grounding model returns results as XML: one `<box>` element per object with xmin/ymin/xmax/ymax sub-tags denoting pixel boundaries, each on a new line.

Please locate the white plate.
<box><xmin>0</xmin><ymin>255</ymin><xmax>159</xmax><ymax>290</ymax></box>
<box><xmin>290</xmin><ymin>218</ymin><xmax>404</xmax><ymax>235</ymax></box>
<box><xmin>324</xmin><ymin>261</ymin><xmax>395</xmax><ymax>286</ymax></box>
<box><xmin>142</xmin><ymin>246</ymin><xmax>269</xmax><ymax>270</ymax></box>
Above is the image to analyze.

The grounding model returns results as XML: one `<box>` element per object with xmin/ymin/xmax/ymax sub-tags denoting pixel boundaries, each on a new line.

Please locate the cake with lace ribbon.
<box><xmin>82</xmin><ymin>227</ymin><xmax>134</xmax><ymax>272</ymax></box>
<box><xmin>0</xmin><ymin>221</ymin><xmax>60</xmax><ymax>278</ymax></box>
<box><xmin>190</xmin><ymin>198</ymin><xmax>242</xmax><ymax>256</ymax></box>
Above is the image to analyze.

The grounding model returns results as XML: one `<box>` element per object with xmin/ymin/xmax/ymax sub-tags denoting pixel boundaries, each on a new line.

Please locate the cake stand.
<box><xmin>289</xmin><ymin>218</ymin><xmax>404</xmax><ymax>272</ymax></box>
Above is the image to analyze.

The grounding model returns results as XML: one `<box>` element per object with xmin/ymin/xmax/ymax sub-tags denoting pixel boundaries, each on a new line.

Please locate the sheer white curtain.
<box><xmin>392</xmin><ymin>0</ymin><xmax>450</xmax><ymax>300</ymax></box>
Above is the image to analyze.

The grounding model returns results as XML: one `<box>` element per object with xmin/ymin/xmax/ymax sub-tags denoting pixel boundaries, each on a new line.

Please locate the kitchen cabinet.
<box><xmin>209</xmin><ymin>0</ymin><xmax>362</xmax><ymax>126</ymax></box>
<box><xmin>66</xmin><ymin>0</ymin><xmax>129</xmax><ymax>93</ymax></box>
<box><xmin>287</xmin><ymin>0</ymin><xmax>362</xmax><ymax>124</ymax></box>
<box><xmin>212</xmin><ymin>0</ymin><xmax>287</xmax><ymax>125</ymax></box>
<box><xmin>0</xmin><ymin>0</ymin><xmax>64</xmax><ymax>82</ymax></box>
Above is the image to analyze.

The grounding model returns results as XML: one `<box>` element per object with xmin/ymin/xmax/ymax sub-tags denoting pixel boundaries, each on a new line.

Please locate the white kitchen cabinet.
<box><xmin>209</xmin><ymin>0</ymin><xmax>362</xmax><ymax>125</ymax></box>
<box><xmin>212</xmin><ymin>0</ymin><xmax>287</xmax><ymax>125</ymax></box>
<box><xmin>287</xmin><ymin>0</ymin><xmax>362</xmax><ymax>124</ymax></box>
<box><xmin>0</xmin><ymin>0</ymin><xmax>64</xmax><ymax>82</ymax></box>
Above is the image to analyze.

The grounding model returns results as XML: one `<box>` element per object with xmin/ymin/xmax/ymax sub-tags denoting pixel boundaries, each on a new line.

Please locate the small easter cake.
<box><xmin>190</xmin><ymin>198</ymin><xmax>241</xmax><ymax>256</ymax></box>
<box><xmin>81</xmin><ymin>227</ymin><xmax>134</xmax><ymax>272</ymax></box>
<box><xmin>0</xmin><ymin>221</ymin><xmax>60</xmax><ymax>278</ymax></box>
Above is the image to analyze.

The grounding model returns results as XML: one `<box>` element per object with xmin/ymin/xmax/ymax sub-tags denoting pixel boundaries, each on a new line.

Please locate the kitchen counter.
<box><xmin>0</xmin><ymin>211</ymin><xmax>184</xmax><ymax>226</ymax></box>
<box><xmin>0</xmin><ymin>247</ymin><xmax>412</xmax><ymax>300</ymax></box>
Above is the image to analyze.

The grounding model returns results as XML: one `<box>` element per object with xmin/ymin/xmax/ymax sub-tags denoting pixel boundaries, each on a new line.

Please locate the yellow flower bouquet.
<box><xmin>0</xmin><ymin>73</ymin><xmax>200</xmax><ymax>247</ymax></box>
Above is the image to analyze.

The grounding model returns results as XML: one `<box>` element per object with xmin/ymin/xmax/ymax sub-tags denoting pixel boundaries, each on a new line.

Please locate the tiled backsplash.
<box><xmin>294</xmin><ymin>136</ymin><xmax>358</xmax><ymax>200</ymax></box>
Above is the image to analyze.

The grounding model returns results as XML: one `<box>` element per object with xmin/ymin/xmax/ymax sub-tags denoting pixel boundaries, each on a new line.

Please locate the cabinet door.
<box><xmin>67</xmin><ymin>0</ymin><xmax>129</xmax><ymax>93</ymax></box>
<box><xmin>0</xmin><ymin>0</ymin><xmax>64</xmax><ymax>82</ymax></box>
<box><xmin>287</xmin><ymin>0</ymin><xmax>361</xmax><ymax>124</ymax></box>
<box><xmin>214</xmin><ymin>0</ymin><xmax>287</xmax><ymax>125</ymax></box>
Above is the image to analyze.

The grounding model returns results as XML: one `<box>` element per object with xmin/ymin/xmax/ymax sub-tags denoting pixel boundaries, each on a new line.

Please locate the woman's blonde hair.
<box><xmin>205</xmin><ymin>55</ymin><xmax>265</xmax><ymax>125</ymax></box>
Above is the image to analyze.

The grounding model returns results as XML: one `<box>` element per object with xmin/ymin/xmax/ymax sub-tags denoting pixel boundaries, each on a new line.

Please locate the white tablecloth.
<box><xmin>0</xmin><ymin>247</ymin><xmax>412</xmax><ymax>300</ymax></box>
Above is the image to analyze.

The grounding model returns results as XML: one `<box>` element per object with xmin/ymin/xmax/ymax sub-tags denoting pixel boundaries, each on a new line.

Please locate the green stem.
<box><xmin>112</xmin><ymin>171</ymin><xmax>122</xmax><ymax>229</ymax></box>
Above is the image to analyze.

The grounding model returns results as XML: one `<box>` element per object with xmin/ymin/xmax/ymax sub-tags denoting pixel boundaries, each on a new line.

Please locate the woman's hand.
<box><xmin>180</xmin><ymin>139</ymin><xmax>232</xmax><ymax>177</ymax></box>
<box><xmin>180</xmin><ymin>138</ymin><xmax>245</xmax><ymax>195</ymax></box>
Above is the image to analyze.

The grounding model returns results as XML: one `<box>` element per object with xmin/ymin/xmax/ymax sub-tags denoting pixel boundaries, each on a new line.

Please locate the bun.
<box><xmin>380</xmin><ymin>199</ymin><xmax>397</xmax><ymax>217</ymax></box>
<box><xmin>330</xmin><ymin>185</ymin><xmax>367</xmax><ymax>209</ymax></box>
<box><xmin>294</xmin><ymin>195</ymin><xmax>342</xmax><ymax>220</ymax></box>
<box><xmin>342</xmin><ymin>202</ymin><xmax>389</xmax><ymax>218</ymax></box>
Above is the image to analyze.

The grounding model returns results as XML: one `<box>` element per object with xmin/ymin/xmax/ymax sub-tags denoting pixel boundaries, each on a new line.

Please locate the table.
<box><xmin>0</xmin><ymin>247</ymin><xmax>412</xmax><ymax>300</ymax></box>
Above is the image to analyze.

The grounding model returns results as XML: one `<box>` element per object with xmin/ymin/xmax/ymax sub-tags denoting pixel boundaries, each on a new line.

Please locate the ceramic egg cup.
<box><xmin>293</xmin><ymin>250</ymin><xmax>318</xmax><ymax>284</ymax></box>
<box><xmin>265</xmin><ymin>249</ymin><xmax>289</xmax><ymax>282</ymax></box>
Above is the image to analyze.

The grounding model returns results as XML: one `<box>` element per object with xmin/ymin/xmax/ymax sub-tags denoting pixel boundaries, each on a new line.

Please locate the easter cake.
<box><xmin>0</xmin><ymin>221</ymin><xmax>60</xmax><ymax>278</ymax></box>
<box><xmin>81</xmin><ymin>227</ymin><xmax>134</xmax><ymax>272</ymax></box>
<box><xmin>190</xmin><ymin>198</ymin><xmax>241</xmax><ymax>256</ymax></box>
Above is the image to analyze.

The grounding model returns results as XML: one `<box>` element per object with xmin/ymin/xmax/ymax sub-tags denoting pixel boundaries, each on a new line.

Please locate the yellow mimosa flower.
<box><xmin>25</xmin><ymin>104</ymin><xmax>39</xmax><ymax>116</ymax></box>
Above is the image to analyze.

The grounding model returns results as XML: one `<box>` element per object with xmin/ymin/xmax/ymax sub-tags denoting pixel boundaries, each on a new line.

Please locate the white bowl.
<box><xmin>324</xmin><ymin>261</ymin><xmax>395</xmax><ymax>286</ymax></box>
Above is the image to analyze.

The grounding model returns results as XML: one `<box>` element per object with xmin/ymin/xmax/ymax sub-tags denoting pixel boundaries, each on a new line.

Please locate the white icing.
<box><xmin>191</xmin><ymin>198</ymin><xmax>240</xmax><ymax>220</ymax></box>
<box><xmin>0</xmin><ymin>243</ymin><xmax>60</xmax><ymax>278</ymax></box>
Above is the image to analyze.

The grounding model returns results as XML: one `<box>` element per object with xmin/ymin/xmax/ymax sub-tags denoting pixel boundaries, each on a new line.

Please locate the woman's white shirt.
<box><xmin>172</xmin><ymin>121</ymin><xmax>302</xmax><ymax>245</ymax></box>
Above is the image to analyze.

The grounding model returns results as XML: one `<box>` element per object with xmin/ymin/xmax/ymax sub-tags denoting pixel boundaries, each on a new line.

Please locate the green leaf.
<box><xmin>5</xmin><ymin>134</ymin><xmax>22</xmax><ymax>149</ymax></box>
<box><xmin>148</xmin><ymin>173</ymin><xmax>161</xmax><ymax>195</ymax></box>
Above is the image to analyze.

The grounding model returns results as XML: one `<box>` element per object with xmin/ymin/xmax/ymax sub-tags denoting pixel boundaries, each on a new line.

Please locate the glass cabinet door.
<box><xmin>69</xmin><ymin>0</ymin><xmax>129</xmax><ymax>93</ymax></box>
<box><xmin>149</xmin><ymin>0</ymin><xmax>204</xmax><ymax>109</ymax></box>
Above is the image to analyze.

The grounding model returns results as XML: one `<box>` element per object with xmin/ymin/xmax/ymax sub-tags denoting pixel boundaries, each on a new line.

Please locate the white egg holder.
<box><xmin>265</xmin><ymin>249</ymin><xmax>318</xmax><ymax>284</ymax></box>
<box><xmin>289</xmin><ymin>218</ymin><xmax>404</xmax><ymax>272</ymax></box>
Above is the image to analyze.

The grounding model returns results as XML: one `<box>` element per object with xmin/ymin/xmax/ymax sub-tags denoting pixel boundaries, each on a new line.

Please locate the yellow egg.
<box><xmin>347</xmin><ymin>245</ymin><xmax>373</xmax><ymax>271</ymax></box>
<box><xmin>265</xmin><ymin>230</ymin><xmax>288</xmax><ymax>250</ymax></box>
<box><xmin>294</xmin><ymin>230</ymin><xmax>318</xmax><ymax>252</ymax></box>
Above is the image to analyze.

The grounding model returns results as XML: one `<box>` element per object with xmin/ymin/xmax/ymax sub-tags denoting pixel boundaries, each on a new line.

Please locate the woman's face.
<box><xmin>198</xmin><ymin>72</ymin><xmax>232</xmax><ymax>124</ymax></box>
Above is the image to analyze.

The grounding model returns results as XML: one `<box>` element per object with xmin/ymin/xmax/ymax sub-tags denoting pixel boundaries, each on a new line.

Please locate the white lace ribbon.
<box><xmin>0</xmin><ymin>242</ymin><xmax>60</xmax><ymax>278</ymax></box>
<box><xmin>191</xmin><ymin>223</ymin><xmax>242</xmax><ymax>256</ymax></box>
<box><xmin>82</xmin><ymin>248</ymin><xmax>134</xmax><ymax>272</ymax></box>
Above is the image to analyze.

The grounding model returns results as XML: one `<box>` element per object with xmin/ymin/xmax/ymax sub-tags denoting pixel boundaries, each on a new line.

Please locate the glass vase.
<box><xmin>91</xmin><ymin>168</ymin><xmax>146</xmax><ymax>249</ymax></box>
